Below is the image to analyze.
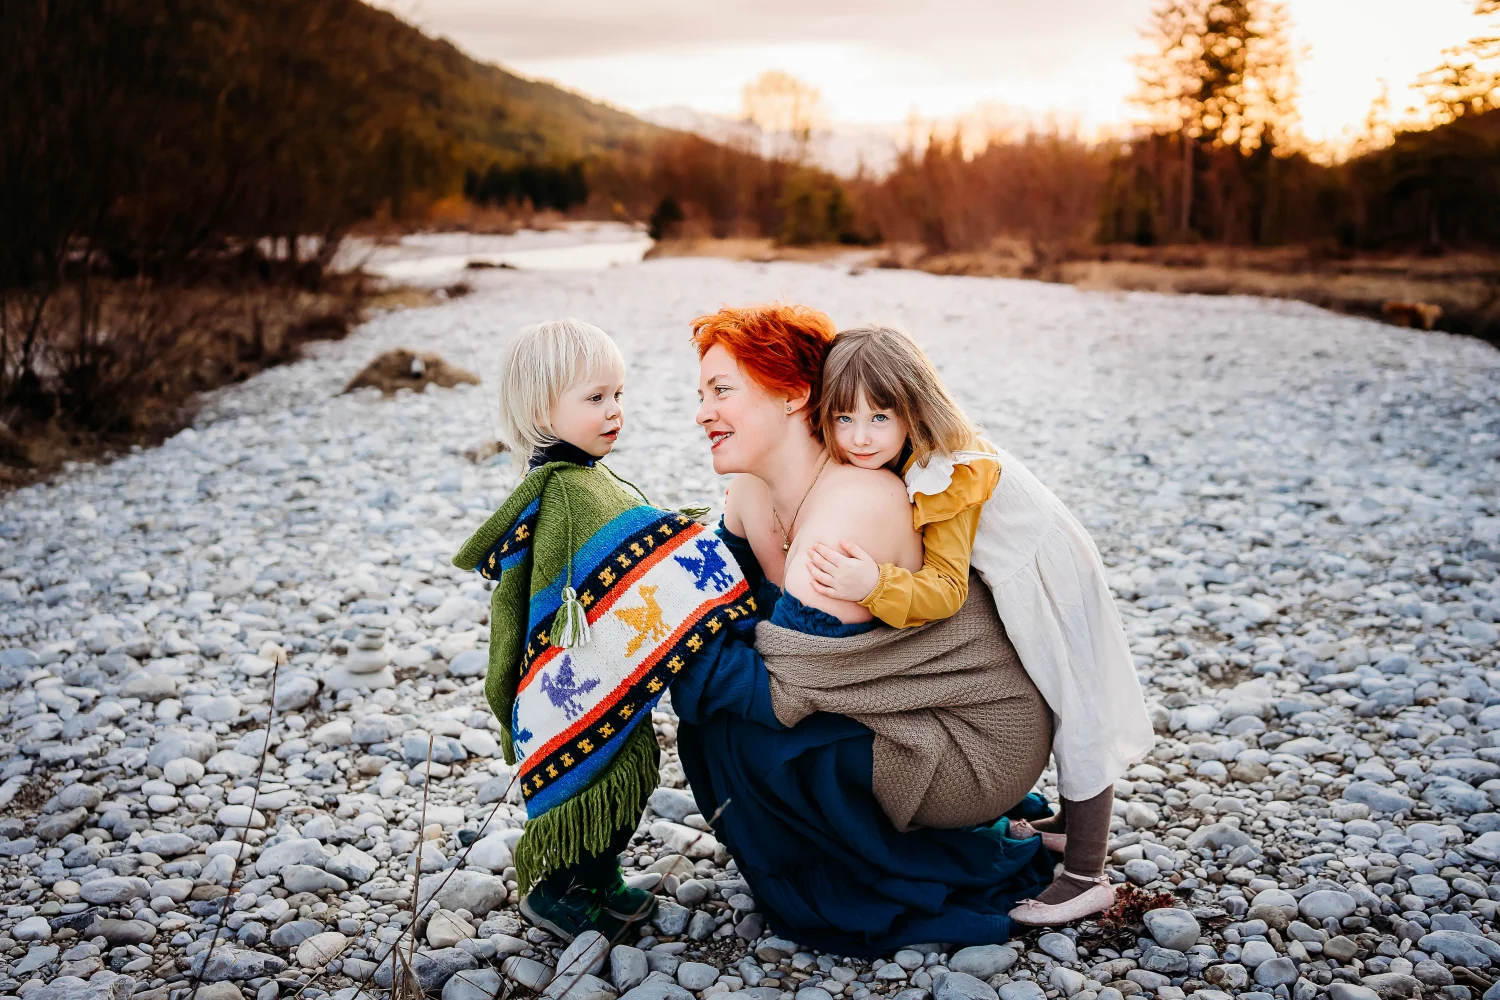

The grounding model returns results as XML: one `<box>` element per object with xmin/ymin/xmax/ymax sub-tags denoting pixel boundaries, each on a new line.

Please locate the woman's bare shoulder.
<box><xmin>803</xmin><ymin>464</ymin><xmax>919</xmax><ymax>559</ymax></box>
<box><xmin>819</xmin><ymin>463</ymin><xmax>912</xmax><ymax>510</ymax></box>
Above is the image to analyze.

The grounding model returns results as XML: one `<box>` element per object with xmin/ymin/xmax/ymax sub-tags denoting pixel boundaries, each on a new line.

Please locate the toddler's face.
<box><xmin>832</xmin><ymin>392</ymin><xmax>906</xmax><ymax>470</ymax></box>
<box><xmin>550</xmin><ymin>370</ymin><xmax>625</xmax><ymax>457</ymax></box>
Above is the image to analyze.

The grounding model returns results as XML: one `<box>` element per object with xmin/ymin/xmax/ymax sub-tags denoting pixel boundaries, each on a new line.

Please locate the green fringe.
<box><xmin>675</xmin><ymin>503</ymin><xmax>713</xmax><ymax>522</ymax></box>
<box><xmin>512</xmin><ymin>723</ymin><xmax>660</xmax><ymax>895</ymax></box>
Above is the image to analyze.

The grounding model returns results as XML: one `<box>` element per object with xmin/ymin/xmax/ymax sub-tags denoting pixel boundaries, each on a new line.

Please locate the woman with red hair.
<box><xmin>668</xmin><ymin>303</ymin><xmax>1056</xmax><ymax>954</ymax></box>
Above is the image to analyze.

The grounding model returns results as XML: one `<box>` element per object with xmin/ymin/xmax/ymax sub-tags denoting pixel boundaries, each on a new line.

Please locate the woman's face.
<box><xmin>696</xmin><ymin>344</ymin><xmax>803</xmax><ymax>475</ymax></box>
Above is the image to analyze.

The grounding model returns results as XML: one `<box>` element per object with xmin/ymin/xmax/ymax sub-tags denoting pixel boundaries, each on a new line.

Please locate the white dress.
<box><xmin>906</xmin><ymin>443</ymin><xmax>1155</xmax><ymax>801</ymax></box>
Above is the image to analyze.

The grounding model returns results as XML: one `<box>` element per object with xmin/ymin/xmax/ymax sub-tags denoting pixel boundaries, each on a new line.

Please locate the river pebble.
<box><xmin>0</xmin><ymin>245</ymin><xmax>1496</xmax><ymax>999</ymax></box>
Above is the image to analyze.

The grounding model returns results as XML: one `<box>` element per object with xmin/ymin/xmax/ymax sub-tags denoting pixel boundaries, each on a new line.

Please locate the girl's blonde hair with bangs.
<box><xmin>818</xmin><ymin>324</ymin><xmax>976</xmax><ymax>467</ymax></box>
<box><xmin>497</xmin><ymin>318</ymin><xmax>626</xmax><ymax>465</ymax></box>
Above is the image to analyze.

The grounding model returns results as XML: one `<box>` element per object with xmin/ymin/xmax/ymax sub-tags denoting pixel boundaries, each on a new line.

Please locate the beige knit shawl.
<box><xmin>758</xmin><ymin>576</ymin><xmax>1053</xmax><ymax>832</ymax></box>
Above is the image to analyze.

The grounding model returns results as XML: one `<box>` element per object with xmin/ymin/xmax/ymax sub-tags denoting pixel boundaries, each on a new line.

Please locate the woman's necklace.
<box><xmin>771</xmin><ymin>454</ymin><xmax>830</xmax><ymax>552</ymax></box>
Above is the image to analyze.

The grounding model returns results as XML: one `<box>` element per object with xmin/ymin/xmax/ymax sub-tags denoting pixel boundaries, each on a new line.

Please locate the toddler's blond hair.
<box><xmin>497</xmin><ymin>318</ymin><xmax>625</xmax><ymax>465</ymax></box>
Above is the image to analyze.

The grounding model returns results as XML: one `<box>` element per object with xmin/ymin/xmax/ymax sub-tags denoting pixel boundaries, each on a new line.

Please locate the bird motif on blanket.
<box><xmin>539</xmin><ymin>655</ymin><xmax>599</xmax><ymax>720</ymax></box>
<box><xmin>510</xmin><ymin>701</ymin><xmax>533</xmax><ymax>748</ymax></box>
<box><xmin>675</xmin><ymin>538</ymin><xmax>733</xmax><ymax>592</ymax></box>
<box><xmin>615</xmin><ymin>584</ymin><xmax>668</xmax><ymax>656</ymax></box>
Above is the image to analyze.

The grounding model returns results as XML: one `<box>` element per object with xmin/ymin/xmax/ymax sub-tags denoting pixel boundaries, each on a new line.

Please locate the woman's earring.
<box><xmin>785</xmin><ymin>404</ymin><xmax>792</xmax><ymax>413</ymax></box>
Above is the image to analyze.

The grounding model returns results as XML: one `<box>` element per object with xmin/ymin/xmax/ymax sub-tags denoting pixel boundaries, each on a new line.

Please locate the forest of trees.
<box><xmin>2</xmin><ymin>0</ymin><xmax>1497</xmax><ymax>461</ymax></box>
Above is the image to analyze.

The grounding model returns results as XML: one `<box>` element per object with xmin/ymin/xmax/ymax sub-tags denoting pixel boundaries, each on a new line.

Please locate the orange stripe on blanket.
<box><xmin>521</xmin><ymin>578</ymin><xmax>749</xmax><ymax>767</ymax></box>
<box><xmin>518</xmin><ymin>521</ymin><xmax>703</xmax><ymax>693</ymax></box>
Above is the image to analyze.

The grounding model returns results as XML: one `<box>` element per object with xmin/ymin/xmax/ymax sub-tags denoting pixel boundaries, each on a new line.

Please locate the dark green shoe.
<box><xmin>519</xmin><ymin>882</ymin><xmax>626</xmax><ymax>943</ymax></box>
<box><xmin>598</xmin><ymin>869</ymin><xmax>658</xmax><ymax>922</ymax></box>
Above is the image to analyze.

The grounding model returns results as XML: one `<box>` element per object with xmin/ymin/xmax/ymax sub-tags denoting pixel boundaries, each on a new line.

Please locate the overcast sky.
<box><xmin>370</xmin><ymin>0</ymin><xmax>1482</xmax><ymax>146</ymax></box>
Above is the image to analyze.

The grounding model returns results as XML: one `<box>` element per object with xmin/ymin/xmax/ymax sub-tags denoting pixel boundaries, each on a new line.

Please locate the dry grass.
<box><xmin>343</xmin><ymin>348</ymin><xmax>480</xmax><ymax>395</ymax></box>
<box><xmin>0</xmin><ymin>272</ymin><xmax>477</xmax><ymax>487</ymax></box>
<box><xmin>889</xmin><ymin>242</ymin><xmax>1500</xmax><ymax>342</ymax></box>
<box><xmin>646</xmin><ymin>237</ymin><xmax>880</xmax><ymax>266</ymax></box>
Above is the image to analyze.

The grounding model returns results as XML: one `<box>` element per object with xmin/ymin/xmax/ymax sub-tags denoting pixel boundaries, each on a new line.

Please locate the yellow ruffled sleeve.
<box><xmin>859</xmin><ymin>447</ymin><xmax>1001</xmax><ymax>629</ymax></box>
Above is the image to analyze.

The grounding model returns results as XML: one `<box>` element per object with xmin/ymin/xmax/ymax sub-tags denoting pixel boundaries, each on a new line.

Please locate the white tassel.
<box><xmin>549</xmin><ymin>587</ymin><xmax>593</xmax><ymax>648</ymax></box>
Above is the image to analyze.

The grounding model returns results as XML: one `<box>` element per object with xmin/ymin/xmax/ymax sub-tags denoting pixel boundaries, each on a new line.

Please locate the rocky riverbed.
<box><xmin>1</xmin><ymin>256</ymin><xmax>1499</xmax><ymax>1000</ymax></box>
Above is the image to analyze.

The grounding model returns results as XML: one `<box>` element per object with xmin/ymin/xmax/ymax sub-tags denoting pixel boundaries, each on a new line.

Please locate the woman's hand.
<box><xmin>807</xmin><ymin>540</ymin><xmax>881</xmax><ymax>603</ymax></box>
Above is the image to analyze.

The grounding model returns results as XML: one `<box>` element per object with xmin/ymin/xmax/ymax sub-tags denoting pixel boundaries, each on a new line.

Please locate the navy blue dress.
<box><xmin>670</xmin><ymin>525</ymin><xmax>1054</xmax><ymax>956</ymax></box>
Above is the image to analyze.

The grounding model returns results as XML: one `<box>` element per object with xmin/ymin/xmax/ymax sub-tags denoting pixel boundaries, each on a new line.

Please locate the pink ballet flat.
<box><xmin>1008</xmin><ymin>873</ymin><xmax>1116</xmax><ymax>926</ymax></box>
<box><xmin>1008</xmin><ymin>819</ymin><xmax>1067</xmax><ymax>853</ymax></box>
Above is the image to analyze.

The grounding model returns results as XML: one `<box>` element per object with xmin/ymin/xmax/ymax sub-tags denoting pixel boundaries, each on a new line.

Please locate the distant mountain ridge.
<box><xmin>642</xmin><ymin>106</ymin><xmax>903</xmax><ymax>178</ymax></box>
<box><xmin>316</xmin><ymin>0</ymin><xmax>662</xmax><ymax>164</ymax></box>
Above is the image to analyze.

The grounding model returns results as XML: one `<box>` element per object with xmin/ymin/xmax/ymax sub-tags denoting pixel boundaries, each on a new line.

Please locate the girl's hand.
<box><xmin>807</xmin><ymin>540</ymin><xmax>881</xmax><ymax>603</ymax></box>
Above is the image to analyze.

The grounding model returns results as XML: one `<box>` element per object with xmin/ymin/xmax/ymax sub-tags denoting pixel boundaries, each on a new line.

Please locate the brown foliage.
<box><xmin>0</xmin><ymin>280</ymin><xmax>362</xmax><ymax>481</ymax></box>
<box><xmin>1099</xmin><ymin>883</ymin><xmax>1177</xmax><ymax>930</ymax></box>
<box><xmin>851</xmin><ymin>131</ymin><xmax>1110</xmax><ymax>255</ymax></box>
<box><xmin>343</xmin><ymin>349</ymin><xmax>480</xmax><ymax>396</ymax></box>
<box><xmin>1382</xmin><ymin>301</ymin><xmax>1444</xmax><ymax>330</ymax></box>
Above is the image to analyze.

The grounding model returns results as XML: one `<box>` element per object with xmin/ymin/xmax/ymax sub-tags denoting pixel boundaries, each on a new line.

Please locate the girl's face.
<box><xmin>696</xmin><ymin>344</ymin><xmax>805</xmax><ymax>475</ymax></box>
<box><xmin>832</xmin><ymin>392</ymin><xmax>907</xmax><ymax>470</ymax></box>
<box><xmin>549</xmin><ymin>370</ymin><xmax>625</xmax><ymax>457</ymax></box>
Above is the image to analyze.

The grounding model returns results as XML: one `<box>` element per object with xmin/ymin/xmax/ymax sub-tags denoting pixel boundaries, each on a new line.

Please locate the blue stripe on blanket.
<box><xmin>527</xmin><ymin>504</ymin><xmax>664</xmax><ymax>622</ymax></box>
<box><xmin>477</xmin><ymin>498</ymin><xmax>540</xmax><ymax>580</ymax></box>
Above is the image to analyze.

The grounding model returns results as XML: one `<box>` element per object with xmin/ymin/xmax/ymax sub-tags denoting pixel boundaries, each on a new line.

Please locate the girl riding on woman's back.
<box><xmin>805</xmin><ymin>324</ymin><xmax>1155</xmax><ymax>925</ymax></box>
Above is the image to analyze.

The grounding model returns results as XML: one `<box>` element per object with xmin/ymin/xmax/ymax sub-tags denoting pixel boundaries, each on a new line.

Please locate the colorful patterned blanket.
<box><xmin>454</xmin><ymin>459</ymin><xmax>753</xmax><ymax>889</ymax></box>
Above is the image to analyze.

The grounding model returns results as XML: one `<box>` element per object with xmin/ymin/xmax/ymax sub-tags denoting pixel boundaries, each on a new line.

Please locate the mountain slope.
<box><xmin>286</xmin><ymin>0</ymin><xmax>661</xmax><ymax>164</ymax></box>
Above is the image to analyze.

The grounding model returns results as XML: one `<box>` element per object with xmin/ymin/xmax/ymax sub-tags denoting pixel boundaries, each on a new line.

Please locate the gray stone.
<box><xmin>1298</xmin><ymin>889</ymin><xmax>1356</xmax><ymax>922</ymax></box>
<box><xmin>1186</xmin><ymin>823</ymin><xmax>1253</xmax><ymax>851</ymax></box>
<box><xmin>996</xmin><ymin>984</ymin><xmax>1045</xmax><ymax>1000</ymax></box>
<box><xmin>676</xmin><ymin>961</ymin><xmax>720</xmax><ymax>991</ymax></box>
<box><xmin>949</xmin><ymin>945</ymin><xmax>1018</xmax><ymax>979</ymax></box>
<box><xmin>376</xmin><ymin>948</ymin><xmax>481</xmax><ymax>991</ymax></box>
<box><xmin>79</xmin><ymin>875</ymin><xmax>150</xmax><ymax>904</ymax></box>
<box><xmin>1359</xmin><ymin>973</ymin><xmax>1421</xmax><ymax>998</ymax></box>
<box><xmin>13</xmin><ymin>944</ymin><xmax>58</xmax><ymax>975</ymax></box>
<box><xmin>932</xmin><ymin>971</ymin><xmax>998</xmax><ymax>1000</ymax></box>
<box><xmin>281</xmin><ymin>863</ymin><xmax>349</xmax><ymax>893</ymax></box>
<box><xmin>147</xmin><ymin>728</ymin><xmax>217</xmax><ymax>767</ymax></box>
<box><xmin>1143</xmin><ymin>907</ymin><xmax>1201</xmax><ymax>951</ymax></box>
<box><xmin>618</xmin><ymin>982</ymin><xmax>695</xmax><ymax>1000</ymax></box>
<box><xmin>325</xmin><ymin>844</ymin><xmax>380</xmax><ymax>883</ymax></box>
<box><xmin>191</xmin><ymin>948</ymin><xmax>289</xmax><ymax>982</ymax></box>
<box><xmin>417</xmin><ymin>869</ymin><xmax>509</xmax><ymax>918</ymax></box>
<box><xmin>552</xmin><ymin>929</ymin><xmax>609</xmax><ymax>983</ymax></box>
<box><xmin>612</xmin><ymin>945</ymin><xmax>650</xmax><ymax>992</ymax></box>
<box><xmin>1419</xmin><ymin>930</ymin><xmax>1500</xmax><ymax>967</ymax></box>
<box><xmin>444</xmin><ymin>968</ymin><xmax>504</xmax><ymax>1000</ymax></box>
<box><xmin>85</xmin><ymin>918</ymin><xmax>156</xmax><ymax>945</ymax></box>
<box><xmin>254</xmin><ymin>837</ymin><xmax>332</xmax><ymax>877</ymax></box>
<box><xmin>1342</xmin><ymin>782</ymin><xmax>1415</xmax><ymax>813</ymax></box>
<box><xmin>652</xmin><ymin>899</ymin><xmax>690</xmax><ymax>936</ymax></box>
<box><xmin>1240</xmin><ymin>940</ymin><xmax>1277</xmax><ymax>968</ymax></box>
<box><xmin>1254</xmin><ymin>958</ymin><xmax>1298</xmax><ymax>988</ymax></box>
<box><xmin>1409</xmin><ymin>874</ymin><xmax>1452</xmax><ymax>901</ymax></box>
<box><xmin>649</xmin><ymin>788</ymin><xmax>700</xmax><ymax>824</ymax></box>
<box><xmin>270</xmin><ymin>919</ymin><xmax>324</xmax><ymax>949</ymax></box>
<box><xmin>1468</xmin><ymin>831</ymin><xmax>1500</xmax><ymax>861</ymax></box>
<box><xmin>35</xmin><ymin>807</ymin><xmax>88</xmax><ymax>841</ymax></box>
<box><xmin>296</xmin><ymin>931</ymin><xmax>350</xmax><ymax>967</ymax></box>
<box><xmin>1038</xmin><ymin>932</ymin><xmax>1076</xmax><ymax>963</ymax></box>
<box><xmin>25</xmin><ymin>973</ymin><xmax>137</xmax><ymax>1000</ymax></box>
<box><xmin>1328</xmin><ymin>987</ymin><xmax>1380</xmax><ymax>1000</ymax></box>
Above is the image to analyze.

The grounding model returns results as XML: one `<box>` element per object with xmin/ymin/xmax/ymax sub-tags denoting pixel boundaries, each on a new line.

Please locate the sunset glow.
<box><xmin>373</xmin><ymin>0</ymin><xmax>1481</xmax><ymax>149</ymax></box>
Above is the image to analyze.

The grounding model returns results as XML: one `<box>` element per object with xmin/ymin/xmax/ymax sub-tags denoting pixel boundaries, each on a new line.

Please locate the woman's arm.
<box><xmin>669</xmin><ymin>621</ymin><xmax>784</xmax><ymax>730</ymax></box>
<box><xmin>722</xmin><ymin>475</ymin><xmax>747</xmax><ymax>536</ymax></box>
<box><xmin>860</xmin><ymin>503</ymin><xmax>982</xmax><ymax>628</ymax></box>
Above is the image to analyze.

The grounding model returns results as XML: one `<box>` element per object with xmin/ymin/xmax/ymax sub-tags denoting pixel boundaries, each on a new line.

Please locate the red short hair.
<box><xmin>691</xmin><ymin>304</ymin><xmax>837</xmax><ymax>421</ymax></box>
